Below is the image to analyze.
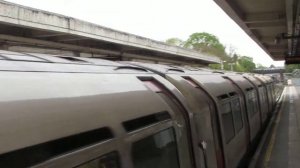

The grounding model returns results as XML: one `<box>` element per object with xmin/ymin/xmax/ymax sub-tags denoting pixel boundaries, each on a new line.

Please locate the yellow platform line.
<box><xmin>263</xmin><ymin>87</ymin><xmax>288</xmax><ymax>168</ymax></box>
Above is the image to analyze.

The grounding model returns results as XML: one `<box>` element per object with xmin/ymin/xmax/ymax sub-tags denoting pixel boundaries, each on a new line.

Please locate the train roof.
<box><xmin>227</xmin><ymin>76</ymin><xmax>252</xmax><ymax>89</ymax></box>
<box><xmin>126</xmin><ymin>62</ymin><xmax>240</xmax><ymax>100</ymax></box>
<box><xmin>243</xmin><ymin>74</ymin><xmax>264</xmax><ymax>87</ymax></box>
<box><xmin>253</xmin><ymin>74</ymin><xmax>273</xmax><ymax>84</ymax></box>
<box><xmin>0</xmin><ymin>60</ymin><xmax>182</xmax><ymax>156</ymax></box>
<box><xmin>123</xmin><ymin>62</ymin><xmax>276</xmax><ymax>101</ymax></box>
<box><xmin>123</xmin><ymin>61</ymin><xmax>216</xmax><ymax>75</ymax></box>
<box><xmin>0</xmin><ymin>50</ymin><xmax>151</xmax><ymax>74</ymax></box>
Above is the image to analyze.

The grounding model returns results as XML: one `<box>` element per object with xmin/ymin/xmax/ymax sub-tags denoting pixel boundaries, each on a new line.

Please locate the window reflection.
<box><xmin>132</xmin><ymin>128</ymin><xmax>180</xmax><ymax>168</ymax></box>
<box><xmin>75</xmin><ymin>152</ymin><xmax>120</xmax><ymax>168</ymax></box>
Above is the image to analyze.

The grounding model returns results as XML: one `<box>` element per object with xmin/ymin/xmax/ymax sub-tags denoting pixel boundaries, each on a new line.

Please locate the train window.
<box><xmin>258</xmin><ymin>87</ymin><xmax>265</xmax><ymax>102</ymax></box>
<box><xmin>231</xmin><ymin>99</ymin><xmax>243</xmax><ymax>133</ymax></box>
<box><xmin>0</xmin><ymin>127</ymin><xmax>114</xmax><ymax>167</ymax></box>
<box><xmin>221</xmin><ymin>103</ymin><xmax>235</xmax><ymax>143</ymax></box>
<box><xmin>59</xmin><ymin>56</ymin><xmax>88</xmax><ymax>63</ymax></box>
<box><xmin>229</xmin><ymin>92</ymin><xmax>237</xmax><ymax>97</ymax></box>
<box><xmin>75</xmin><ymin>152</ymin><xmax>120</xmax><ymax>168</ymax></box>
<box><xmin>217</xmin><ymin>94</ymin><xmax>229</xmax><ymax>100</ymax></box>
<box><xmin>131</xmin><ymin>128</ymin><xmax>180</xmax><ymax>168</ymax></box>
<box><xmin>253</xmin><ymin>93</ymin><xmax>259</xmax><ymax>115</ymax></box>
<box><xmin>247</xmin><ymin>90</ymin><xmax>259</xmax><ymax>117</ymax></box>
<box><xmin>123</xmin><ymin>112</ymin><xmax>171</xmax><ymax>132</ymax></box>
<box><xmin>267</xmin><ymin>85</ymin><xmax>273</xmax><ymax>102</ymax></box>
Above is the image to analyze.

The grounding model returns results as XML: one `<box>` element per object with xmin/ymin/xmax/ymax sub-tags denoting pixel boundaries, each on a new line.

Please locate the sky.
<box><xmin>5</xmin><ymin>0</ymin><xmax>285</xmax><ymax>67</ymax></box>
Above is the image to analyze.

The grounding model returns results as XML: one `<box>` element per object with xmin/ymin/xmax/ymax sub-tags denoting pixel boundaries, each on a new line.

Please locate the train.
<box><xmin>0</xmin><ymin>50</ymin><xmax>282</xmax><ymax>168</ymax></box>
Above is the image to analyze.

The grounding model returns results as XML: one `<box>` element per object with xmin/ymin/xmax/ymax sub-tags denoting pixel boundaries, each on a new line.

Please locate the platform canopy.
<box><xmin>0</xmin><ymin>0</ymin><xmax>220</xmax><ymax>65</ymax></box>
<box><xmin>214</xmin><ymin>0</ymin><xmax>300</xmax><ymax>64</ymax></box>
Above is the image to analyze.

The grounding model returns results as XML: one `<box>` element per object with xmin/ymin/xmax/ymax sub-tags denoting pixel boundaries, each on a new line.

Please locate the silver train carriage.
<box><xmin>0</xmin><ymin>50</ymin><xmax>280</xmax><ymax>168</ymax></box>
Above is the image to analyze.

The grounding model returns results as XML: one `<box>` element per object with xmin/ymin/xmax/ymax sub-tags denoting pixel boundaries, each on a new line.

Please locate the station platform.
<box><xmin>255</xmin><ymin>79</ymin><xmax>300</xmax><ymax>167</ymax></box>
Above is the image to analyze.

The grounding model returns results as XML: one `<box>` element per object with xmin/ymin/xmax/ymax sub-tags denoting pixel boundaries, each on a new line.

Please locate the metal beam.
<box><xmin>244</xmin><ymin>12</ymin><xmax>286</xmax><ymax>23</ymax></box>
<box><xmin>56</xmin><ymin>37</ymin><xmax>89</xmax><ymax>42</ymax></box>
<box><xmin>270</xmin><ymin>51</ymin><xmax>286</xmax><ymax>56</ymax></box>
<box><xmin>286</xmin><ymin>0</ymin><xmax>294</xmax><ymax>52</ymax></box>
<box><xmin>285</xmin><ymin>56</ymin><xmax>300</xmax><ymax>64</ymax></box>
<box><xmin>40</xmin><ymin>35</ymin><xmax>90</xmax><ymax>42</ymax></box>
<box><xmin>269</xmin><ymin>48</ymin><xmax>287</xmax><ymax>52</ymax></box>
<box><xmin>273</xmin><ymin>56</ymin><xmax>285</xmax><ymax>61</ymax></box>
<box><xmin>123</xmin><ymin>53</ymin><xmax>207</xmax><ymax>66</ymax></box>
<box><xmin>247</xmin><ymin>21</ymin><xmax>286</xmax><ymax>29</ymax></box>
<box><xmin>0</xmin><ymin>34</ymin><xmax>121</xmax><ymax>55</ymax></box>
<box><xmin>121</xmin><ymin>48</ymin><xmax>141</xmax><ymax>52</ymax></box>
<box><xmin>292</xmin><ymin>1</ymin><xmax>300</xmax><ymax>56</ymax></box>
<box><xmin>260</xmin><ymin>36</ymin><xmax>276</xmax><ymax>43</ymax></box>
<box><xmin>32</xmin><ymin>33</ymin><xmax>66</xmax><ymax>38</ymax></box>
<box><xmin>266</xmin><ymin>45</ymin><xmax>287</xmax><ymax>52</ymax></box>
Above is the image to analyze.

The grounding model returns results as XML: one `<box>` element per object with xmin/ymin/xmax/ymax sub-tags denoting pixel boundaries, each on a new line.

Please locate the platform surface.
<box><xmin>258</xmin><ymin>79</ymin><xmax>300</xmax><ymax>168</ymax></box>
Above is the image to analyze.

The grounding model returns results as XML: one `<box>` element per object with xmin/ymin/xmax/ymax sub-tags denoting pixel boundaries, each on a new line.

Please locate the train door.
<box><xmin>254</xmin><ymin>76</ymin><xmax>273</xmax><ymax>116</ymax></box>
<box><xmin>221</xmin><ymin>77</ymin><xmax>251</xmax><ymax>147</ymax></box>
<box><xmin>244</xmin><ymin>88</ymin><xmax>262</xmax><ymax>150</ymax></box>
<box><xmin>268</xmin><ymin>84</ymin><xmax>274</xmax><ymax>110</ymax></box>
<box><xmin>190</xmin><ymin>75</ymin><xmax>247</xmax><ymax>168</ymax></box>
<box><xmin>182</xmin><ymin>76</ymin><xmax>224</xmax><ymax>168</ymax></box>
<box><xmin>136</xmin><ymin>77</ymin><xmax>195</xmax><ymax>168</ymax></box>
<box><xmin>266</xmin><ymin>84</ymin><xmax>273</xmax><ymax>113</ymax></box>
<box><xmin>205</xmin><ymin>97</ymin><xmax>224</xmax><ymax>168</ymax></box>
<box><xmin>243</xmin><ymin>76</ymin><xmax>268</xmax><ymax>126</ymax></box>
<box><xmin>258</xmin><ymin>85</ymin><xmax>269</xmax><ymax>125</ymax></box>
<box><xmin>224</xmin><ymin>76</ymin><xmax>262</xmax><ymax>145</ymax></box>
<box><xmin>217</xmin><ymin>94</ymin><xmax>247</xmax><ymax>168</ymax></box>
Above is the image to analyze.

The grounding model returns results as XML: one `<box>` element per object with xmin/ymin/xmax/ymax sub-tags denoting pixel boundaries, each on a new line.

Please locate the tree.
<box><xmin>234</xmin><ymin>62</ymin><xmax>246</xmax><ymax>72</ymax></box>
<box><xmin>227</xmin><ymin>45</ymin><xmax>237</xmax><ymax>58</ymax></box>
<box><xmin>285</xmin><ymin>64</ymin><xmax>300</xmax><ymax>73</ymax></box>
<box><xmin>256</xmin><ymin>63</ymin><xmax>266</xmax><ymax>69</ymax></box>
<box><xmin>232</xmin><ymin>53</ymin><xmax>239</xmax><ymax>63</ymax></box>
<box><xmin>238</xmin><ymin>56</ymin><xmax>256</xmax><ymax>72</ymax></box>
<box><xmin>209</xmin><ymin>56</ymin><xmax>256</xmax><ymax>72</ymax></box>
<box><xmin>165</xmin><ymin>38</ymin><xmax>184</xmax><ymax>47</ymax></box>
<box><xmin>165</xmin><ymin>33</ymin><xmax>257</xmax><ymax>73</ymax></box>
<box><xmin>184</xmin><ymin>32</ymin><xmax>228</xmax><ymax>59</ymax></box>
<box><xmin>208</xmin><ymin>63</ymin><xmax>221</xmax><ymax>70</ymax></box>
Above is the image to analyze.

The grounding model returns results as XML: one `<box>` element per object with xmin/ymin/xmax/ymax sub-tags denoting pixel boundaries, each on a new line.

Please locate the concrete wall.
<box><xmin>0</xmin><ymin>0</ymin><xmax>220</xmax><ymax>64</ymax></box>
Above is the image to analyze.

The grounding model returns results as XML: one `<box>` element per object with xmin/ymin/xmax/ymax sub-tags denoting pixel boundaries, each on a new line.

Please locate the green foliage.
<box><xmin>232</xmin><ymin>54</ymin><xmax>238</xmax><ymax>62</ymax></box>
<box><xmin>234</xmin><ymin>62</ymin><xmax>246</xmax><ymax>72</ymax></box>
<box><xmin>256</xmin><ymin>63</ymin><xmax>266</xmax><ymax>69</ymax></box>
<box><xmin>165</xmin><ymin>32</ymin><xmax>257</xmax><ymax>73</ymax></box>
<box><xmin>184</xmin><ymin>32</ymin><xmax>227</xmax><ymax>59</ymax></box>
<box><xmin>209</xmin><ymin>56</ymin><xmax>256</xmax><ymax>72</ymax></box>
<box><xmin>208</xmin><ymin>64</ymin><xmax>221</xmax><ymax>70</ymax></box>
<box><xmin>237</xmin><ymin>56</ymin><xmax>256</xmax><ymax>72</ymax></box>
<box><xmin>165</xmin><ymin>38</ymin><xmax>184</xmax><ymax>47</ymax></box>
<box><xmin>285</xmin><ymin>64</ymin><xmax>300</xmax><ymax>73</ymax></box>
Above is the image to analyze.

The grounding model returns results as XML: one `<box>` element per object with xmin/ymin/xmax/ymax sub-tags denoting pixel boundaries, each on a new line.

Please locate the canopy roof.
<box><xmin>214</xmin><ymin>0</ymin><xmax>300</xmax><ymax>64</ymax></box>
